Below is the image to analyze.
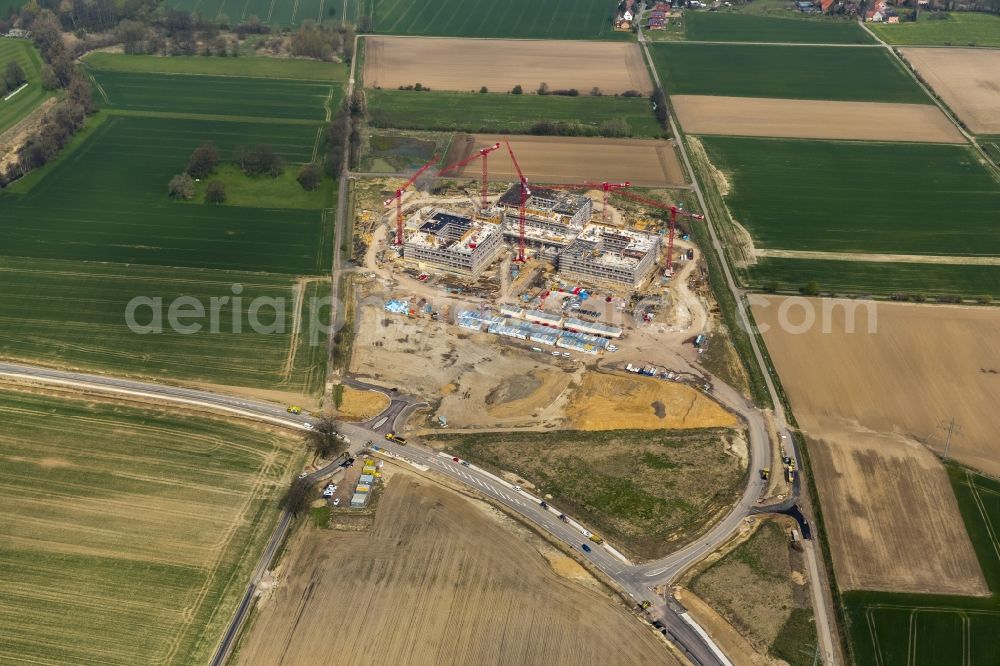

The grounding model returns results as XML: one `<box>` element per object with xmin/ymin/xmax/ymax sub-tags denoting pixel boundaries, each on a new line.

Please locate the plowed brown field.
<box><xmin>363</xmin><ymin>37</ymin><xmax>653</xmax><ymax>94</ymax></box>
<box><xmin>466</xmin><ymin>134</ymin><xmax>687</xmax><ymax>187</ymax></box>
<box><xmin>901</xmin><ymin>48</ymin><xmax>1000</xmax><ymax>134</ymax></box>
<box><xmin>752</xmin><ymin>296</ymin><xmax>999</xmax><ymax>595</ymax></box>
<box><xmin>672</xmin><ymin>95</ymin><xmax>963</xmax><ymax>143</ymax></box>
<box><xmin>238</xmin><ymin>472</ymin><xmax>676</xmax><ymax>666</ymax></box>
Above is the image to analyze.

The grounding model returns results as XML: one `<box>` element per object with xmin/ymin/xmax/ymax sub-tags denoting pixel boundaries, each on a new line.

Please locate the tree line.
<box><xmin>0</xmin><ymin>1</ymin><xmax>356</xmax><ymax>61</ymax></box>
<box><xmin>0</xmin><ymin>9</ymin><xmax>96</xmax><ymax>187</ymax></box>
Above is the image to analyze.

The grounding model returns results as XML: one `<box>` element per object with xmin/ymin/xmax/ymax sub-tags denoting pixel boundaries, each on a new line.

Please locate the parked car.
<box><xmin>333</xmin><ymin>498</ymin><xmax>341</xmax><ymax>506</ymax></box>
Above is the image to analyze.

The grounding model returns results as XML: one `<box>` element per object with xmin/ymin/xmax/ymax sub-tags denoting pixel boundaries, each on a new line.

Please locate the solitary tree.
<box><xmin>802</xmin><ymin>280</ymin><xmax>820</xmax><ymax>296</ymax></box>
<box><xmin>511</xmin><ymin>84</ymin><xmax>523</xmax><ymax>95</ymax></box>
<box><xmin>297</xmin><ymin>162</ymin><xmax>323</xmax><ymax>190</ymax></box>
<box><xmin>4</xmin><ymin>60</ymin><xmax>25</xmax><ymax>90</ymax></box>
<box><xmin>187</xmin><ymin>142</ymin><xmax>220</xmax><ymax>179</ymax></box>
<box><xmin>168</xmin><ymin>173</ymin><xmax>195</xmax><ymax>200</ymax></box>
<box><xmin>304</xmin><ymin>414</ymin><xmax>346</xmax><ymax>459</ymax></box>
<box><xmin>280</xmin><ymin>476</ymin><xmax>313</xmax><ymax>516</ymax></box>
<box><xmin>205</xmin><ymin>179</ymin><xmax>226</xmax><ymax>203</ymax></box>
<box><xmin>537</xmin><ymin>81</ymin><xmax>550</xmax><ymax>95</ymax></box>
<box><xmin>479</xmin><ymin>85</ymin><xmax>488</xmax><ymax>94</ymax></box>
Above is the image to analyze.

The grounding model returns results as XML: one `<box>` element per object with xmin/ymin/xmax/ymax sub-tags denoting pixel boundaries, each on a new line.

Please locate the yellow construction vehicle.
<box><xmin>760</xmin><ymin>468</ymin><xmax>770</xmax><ymax>480</ymax></box>
<box><xmin>287</xmin><ymin>405</ymin><xmax>302</xmax><ymax>415</ymax></box>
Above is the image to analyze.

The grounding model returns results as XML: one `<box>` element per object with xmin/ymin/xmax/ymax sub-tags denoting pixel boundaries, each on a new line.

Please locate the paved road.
<box><xmin>636</xmin><ymin>11</ymin><xmax>833</xmax><ymax>663</ymax></box>
<box><xmin>0</xmin><ymin>358</ymin><xmax>753</xmax><ymax>666</ymax></box>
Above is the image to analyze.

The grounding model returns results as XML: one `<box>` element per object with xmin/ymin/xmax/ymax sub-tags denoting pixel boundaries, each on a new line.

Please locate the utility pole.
<box><xmin>939</xmin><ymin>418</ymin><xmax>962</xmax><ymax>461</ymax></box>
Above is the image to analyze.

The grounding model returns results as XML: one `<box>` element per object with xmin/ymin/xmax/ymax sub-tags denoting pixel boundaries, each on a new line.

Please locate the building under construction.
<box><xmin>403</xmin><ymin>210</ymin><xmax>505</xmax><ymax>277</ymax></box>
<box><xmin>558</xmin><ymin>224</ymin><xmax>661</xmax><ymax>288</ymax></box>
<box><xmin>498</xmin><ymin>185</ymin><xmax>592</xmax><ymax>255</ymax></box>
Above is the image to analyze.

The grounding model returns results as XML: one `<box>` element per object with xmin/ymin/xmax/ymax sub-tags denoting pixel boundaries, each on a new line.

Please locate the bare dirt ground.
<box><xmin>808</xmin><ymin>426</ymin><xmax>987</xmax><ymax>595</ymax></box>
<box><xmin>900</xmin><ymin>47</ymin><xmax>1000</xmax><ymax>134</ymax></box>
<box><xmin>753</xmin><ymin>296</ymin><xmax>998</xmax><ymax>595</ymax></box>
<box><xmin>350</xmin><ymin>302</ymin><xmax>576</xmax><ymax>429</ymax></box>
<box><xmin>335</xmin><ymin>385</ymin><xmax>389</xmax><ymax>421</ymax></box>
<box><xmin>363</xmin><ymin>37</ymin><xmax>653</xmax><ymax>94</ymax></box>
<box><xmin>568</xmin><ymin>371</ymin><xmax>737</xmax><ymax>431</ymax></box>
<box><xmin>467</xmin><ymin>134</ymin><xmax>688</xmax><ymax>187</ymax></box>
<box><xmin>672</xmin><ymin>95</ymin><xmax>964</xmax><ymax>143</ymax></box>
<box><xmin>753</xmin><ymin>297</ymin><xmax>1000</xmax><ymax>476</ymax></box>
<box><xmin>238</xmin><ymin>470</ymin><xmax>676</xmax><ymax>666</ymax></box>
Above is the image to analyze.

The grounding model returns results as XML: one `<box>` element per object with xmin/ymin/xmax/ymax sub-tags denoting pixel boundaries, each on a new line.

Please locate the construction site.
<box><xmin>342</xmin><ymin>138</ymin><xmax>738</xmax><ymax>436</ymax></box>
<box><xmin>357</xmin><ymin>139</ymin><xmax>703</xmax><ymax>296</ymax></box>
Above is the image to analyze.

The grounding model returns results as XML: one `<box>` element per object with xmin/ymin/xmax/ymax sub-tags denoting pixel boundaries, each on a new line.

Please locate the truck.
<box><xmin>589</xmin><ymin>534</ymin><xmax>604</xmax><ymax>544</ymax></box>
<box><xmin>385</xmin><ymin>432</ymin><xmax>407</xmax><ymax>445</ymax></box>
<box><xmin>785</xmin><ymin>466</ymin><xmax>795</xmax><ymax>483</ymax></box>
<box><xmin>759</xmin><ymin>468</ymin><xmax>770</xmax><ymax>480</ymax></box>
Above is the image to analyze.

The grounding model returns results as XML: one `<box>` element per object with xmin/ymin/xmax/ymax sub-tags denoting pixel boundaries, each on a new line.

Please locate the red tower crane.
<box><xmin>538</xmin><ymin>181</ymin><xmax>630</xmax><ymax>223</ymax></box>
<box><xmin>384</xmin><ymin>155</ymin><xmax>440</xmax><ymax>246</ymax></box>
<box><xmin>504</xmin><ymin>138</ymin><xmax>531</xmax><ymax>263</ymax></box>
<box><xmin>611</xmin><ymin>190</ymin><xmax>705</xmax><ymax>275</ymax></box>
<box><xmin>438</xmin><ymin>142</ymin><xmax>502</xmax><ymax>211</ymax></box>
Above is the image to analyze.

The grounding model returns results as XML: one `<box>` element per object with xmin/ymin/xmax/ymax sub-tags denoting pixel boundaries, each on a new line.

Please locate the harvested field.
<box><xmin>430</xmin><ymin>429</ymin><xmax>748</xmax><ymax>560</ymax></box>
<box><xmin>753</xmin><ymin>296</ymin><xmax>1000</xmax><ymax>595</ymax></box>
<box><xmin>672</xmin><ymin>95</ymin><xmax>963</xmax><ymax>143</ymax></box>
<box><xmin>363</xmin><ymin>37</ymin><xmax>652</xmax><ymax>95</ymax></box>
<box><xmin>807</xmin><ymin>427</ymin><xmax>987</xmax><ymax>596</ymax></box>
<box><xmin>466</xmin><ymin>134</ymin><xmax>686</xmax><ymax>187</ymax></box>
<box><xmin>237</xmin><ymin>472</ymin><xmax>676</xmax><ymax>665</ymax></box>
<box><xmin>900</xmin><ymin>47</ymin><xmax>1000</xmax><ymax>134</ymax></box>
<box><xmin>753</xmin><ymin>297</ymin><xmax>1000</xmax><ymax>476</ymax></box>
<box><xmin>335</xmin><ymin>385</ymin><xmax>389</xmax><ymax>421</ymax></box>
<box><xmin>0</xmin><ymin>386</ymin><xmax>300</xmax><ymax>665</ymax></box>
<box><xmin>567</xmin><ymin>372</ymin><xmax>738</xmax><ymax>431</ymax></box>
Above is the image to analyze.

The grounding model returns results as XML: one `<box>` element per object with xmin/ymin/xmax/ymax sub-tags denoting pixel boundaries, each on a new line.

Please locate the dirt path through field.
<box><xmin>364</xmin><ymin>36</ymin><xmax>653</xmax><ymax>94</ymax></box>
<box><xmin>672</xmin><ymin>95</ymin><xmax>964</xmax><ymax>143</ymax></box>
<box><xmin>238</xmin><ymin>470</ymin><xmax>677</xmax><ymax>665</ymax></box>
<box><xmin>757</xmin><ymin>248</ymin><xmax>1000</xmax><ymax>265</ymax></box>
<box><xmin>900</xmin><ymin>48</ymin><xmax>1000</xmax><ymax>134</ymax></box>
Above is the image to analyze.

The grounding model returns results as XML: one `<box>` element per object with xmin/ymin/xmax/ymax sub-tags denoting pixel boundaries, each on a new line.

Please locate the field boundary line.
<box><xmin>87</xmin><ymin>65</ymin><xmax>346</xmax><ymax>83</ymax></box>
<box><xmin>101</xmin><ymin>108</ymin><xmax>321</xmax><ymax>126</ymax></box>
<box><xmin>265</xmin><ymin>0</ymin><xmax>276</xmax><ymax>23</ymax></box>
<box><xmin>756</xmin><ymin>249</ymin><xmax>1000</xmax><ymax>266</ymax></box>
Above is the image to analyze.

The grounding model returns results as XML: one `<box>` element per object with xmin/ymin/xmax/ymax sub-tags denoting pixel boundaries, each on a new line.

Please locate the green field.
<box><xmin>870</xmin><ymin>11</ymin><xmax>1000</xmax><ymax>47</ymax></box>
<box><xmin>0</xmin><ymin>257</ymin><xmax>331</xmax><ymax>391</ymax></box>
<box><xmin>186</xmin><ymin>163</ymin><xmax>333</xmax><ymax>208</ymax></box>
<box><xmin>701</xmin><ymin>137</ymin><xmax>1000</xmax><ymax>257</ymax></box>
<box><xmin>652</xmin><ymin>43</ymin><xmax>928</xmax><ymax>103</ymax></box>
<box><xmin>83</xmin><ymin>52</ymin><xmax>348</xmax><ymax>82</ymax></box>
<box><xmin>366</xmin><ymin>0</ymin><xmax>625</xmax><ymax>39</ymax></box>
<box><xmin>0</xmin><ymin>39</ymin><xmax>56</xmax><ymax>136</ymax></box>
<box><xmin>844</xmin><ymin>468</ymin><xmax>1000</xmax><ymax>666</ymax></box>
<box><xmin>166</xmin><ymin>0</ymin><xmax>331</xmax><ymax>26</ymax></box>
<box><xmin>684</xmin><ymin>11</ymin><xmax>874</xmax><ymax>44</ymax></box>
<box><xmin>90</xmin><ymin>69</ymin><xmax>336</xmax><ymax>121</ymax></box>
<box><xmin>746</xmin><ymin>258</ymin><xmax>1000</xmax><ymax>299</ymax></box>
<box><xmin>1</xmin><ymin>114</ymin><xmax>330</xmax><ymax>273</ymax></box>
<box><xmin>0</xmin><ymin>386</ymin><xmax>302</xmax><ymax>665</ymax></box>
<box><xmin>430</xmin><ymin>428</ymin><xmax>745</xmax><ymax>560</ymax></box>
<box><xmin>367</xmin><ymin>89</ymin><xmax>663</xmax><ymax>138</ymax></box>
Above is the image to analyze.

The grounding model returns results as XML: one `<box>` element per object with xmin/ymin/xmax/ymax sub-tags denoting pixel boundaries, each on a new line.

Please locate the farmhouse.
<box><xmin>403</xmin><ymin>210</ymin><xmax>505</xmax><ymax>276</ymax></box>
